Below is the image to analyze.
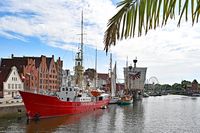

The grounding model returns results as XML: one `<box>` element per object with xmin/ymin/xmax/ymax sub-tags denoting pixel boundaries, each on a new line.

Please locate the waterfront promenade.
<box><xmin>0</xmin><ymin>102</ymin><xmax>23</xmax><ymax>107</ymax></box>
<box><xmin>0</xmin><ymin>99</ymin><xmax>25</xmax><ymax>117</ymax></box>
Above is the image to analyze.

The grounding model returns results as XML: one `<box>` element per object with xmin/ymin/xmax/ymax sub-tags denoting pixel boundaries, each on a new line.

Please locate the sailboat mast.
<box><xmin>110</xmin><ymin>53</ymin><xmax>113</xmax><ymax>96</ymax></box>
<box><xmin>110</xmin><ymin>53</ymin><xmax>112</xmax><ymax>78</ymax></box>
<box><xmin>125</xmin><ymin>56</ymin><xmax>128</xmax><ymax>90</ymax></box>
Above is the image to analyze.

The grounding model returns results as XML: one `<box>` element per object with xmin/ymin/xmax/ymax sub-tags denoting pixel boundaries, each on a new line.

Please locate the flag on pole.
<box><xmin>129</xmin><ymin>72</ymin><xmax>141</xmax><ymax>80</ymax></box>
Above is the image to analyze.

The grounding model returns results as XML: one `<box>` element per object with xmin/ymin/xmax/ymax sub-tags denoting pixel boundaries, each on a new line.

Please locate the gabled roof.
<box><xmin>0</xmin><ymin>58</ymin><xmax>27</xmax><ymax>74</ymax></box>
<box><xmin>24</xmin><ymin>56</ymin><xmax>54</xmax><ymax>69</ymax></box>
<box><xmin>23</xmin><ymin>56</ymin><xmax>41</xmax><ymax>68</ymax></box>
<box><xmin>0</xmin><ymin>67</ymin><xmax>11</xmax><ymax>90</ymax></box>
<box><xmin>46</xmin><ymin>57</ymin><xmax>53</xmax><ymax>69</ymax></box>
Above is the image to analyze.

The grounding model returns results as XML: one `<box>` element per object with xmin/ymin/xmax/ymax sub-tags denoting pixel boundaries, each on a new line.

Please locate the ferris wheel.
<box><xmin>148</xmin><ymin>76</ymin><xmax>159</xmax><ymax>85</ymax></box>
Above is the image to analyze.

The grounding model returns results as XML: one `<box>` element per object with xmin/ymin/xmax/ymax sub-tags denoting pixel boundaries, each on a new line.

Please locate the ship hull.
<box><xmin>19</xmin><ymin>91</ymin><xmax>110</xmax><ymax>119</ymax></box>
<box><xmin>117</xmin><ymin>100</ymin><xmax>132</xmax><ymax>105</ymax></box>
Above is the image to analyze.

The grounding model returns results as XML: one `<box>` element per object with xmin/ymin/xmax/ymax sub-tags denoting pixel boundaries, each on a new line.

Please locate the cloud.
<box><xmin>112</xmin><ymin>20</ymin><xmax>200</xmax><ymax>84</ymax></box>
<box><xmin>0</xmin><ymin>0</ymin><xmax>200</xmax><ymax>84</ymax></box>
<box><xmin>0</xmin><ymin>0</ymin><xmax>116</xmax><ymax>49</ymax></box>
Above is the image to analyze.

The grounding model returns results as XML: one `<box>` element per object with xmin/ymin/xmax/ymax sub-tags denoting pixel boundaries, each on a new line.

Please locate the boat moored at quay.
<box><xmin>19</xmin><ymin>11</ymin><xmax>110</xmax><ymax>120</ymax></box>
<box><xmin>19</xmin><ymin>87</ymin><xmax>110</xmax><ymax>119</ymax></box>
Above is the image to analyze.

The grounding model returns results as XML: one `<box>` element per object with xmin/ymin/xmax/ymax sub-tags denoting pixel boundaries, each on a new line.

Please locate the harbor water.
<box><xmin>1</xmin><ymin>95</ymin><xmax>200</xmax><ymax>133</ymax></box>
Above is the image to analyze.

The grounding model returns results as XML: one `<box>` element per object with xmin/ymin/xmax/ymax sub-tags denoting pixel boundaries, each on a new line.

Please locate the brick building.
<box><xmin>0</xmin><ymin>54</ymin><xmax>63</xmax><ymax>93</ymax></box>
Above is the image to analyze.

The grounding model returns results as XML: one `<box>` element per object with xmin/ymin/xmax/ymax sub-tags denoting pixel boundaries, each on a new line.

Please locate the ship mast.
<box><xmin>94</xmin><ymin>48</ymin><xmax>97</xmax><ymax>88</ymax></box>
<box><xmin>81</xmin><ymin>10</ymin><xmax>83</xmax><ymax>66</ymax></box>
<box><xmin>74</xmin><ymin>11</ymin><xmax>84</xmax><ymax>87</ymax></box>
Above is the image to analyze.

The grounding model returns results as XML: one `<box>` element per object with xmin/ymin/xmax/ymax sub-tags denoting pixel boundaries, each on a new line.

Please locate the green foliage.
<box><xmin>181</xmin><ymin>80</ymin><xmax>191</xmax><ymax>89</ymax></box>
<box><xmin>172</xmin><ymin>83</ymin><xmax>182</xmax><ymax>90</ymax></box>
<box><xmin>104</xmin><ymin>0</ymin><xmax>200</xmax><ymax>52</ymax></box>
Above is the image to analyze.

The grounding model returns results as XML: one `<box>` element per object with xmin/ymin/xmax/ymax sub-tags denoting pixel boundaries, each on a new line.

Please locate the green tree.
<box><xmin>172</xmin><ymin>83</ymin><xmax>182</xmax><ymax>90</ymax></box>
<box><xmin>181</xmin><ymin>80</ymin><xmax>191</xmax><ymax>89</ymax></box>
<box><xmin>104</xmin><ymin>0</ymin><xmax>200</xmax><ymax>52</ymax></box>
<box><xmin>162</xmin><ymin>84</ymin><xmax>172</xmax><ymax>91</ymax></box>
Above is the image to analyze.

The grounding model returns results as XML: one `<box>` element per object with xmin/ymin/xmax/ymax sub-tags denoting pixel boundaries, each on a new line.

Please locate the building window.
<box><xmin>15</xmin><ymin>84</ymin><xmax>17</xmax><ymax>89</ymax></box>
<box><xmin>12</xmin><ymin>84</ymin><xmax>14</xmax><ymax>89</ymax></box>
<box><xmin>18</xmin><ymin>84</ymin><xmax>21</xmax><ymax>89</ymax></box>
<box><xmin>8</xmin><ymin>84</ymin><xmax>10</xmax><ymax>89</ymax></box>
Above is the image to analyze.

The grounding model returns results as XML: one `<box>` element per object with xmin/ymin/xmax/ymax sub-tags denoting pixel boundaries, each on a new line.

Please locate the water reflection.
<box><xmin>25</xmin><ymin>109</ymin><xmax>105</xmax><ymax>133</ymax></box>
<box><xmin>1</xmin><ymin>95</ymin><xmax>200</xmax><ymax>133</ymax></box>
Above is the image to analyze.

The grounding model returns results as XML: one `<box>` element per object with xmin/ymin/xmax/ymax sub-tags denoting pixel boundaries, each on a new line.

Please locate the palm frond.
<box><xmin>104</xmin><ymin>0</ymin><xmax>200</xmax><ymax>52</ymax></box>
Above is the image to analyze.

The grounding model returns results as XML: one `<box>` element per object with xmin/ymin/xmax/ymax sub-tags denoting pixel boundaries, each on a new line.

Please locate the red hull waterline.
<box><xmin>19</xmin><ymin>91</ymin><xmax>110</xmax><ymax>119</ymax></box>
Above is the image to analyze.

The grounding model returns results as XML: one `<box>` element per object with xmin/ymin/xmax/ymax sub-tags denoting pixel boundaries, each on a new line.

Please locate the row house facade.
<box><xmin>0</xmin><ymin>66</ymin><xmax>24</xmax><ymax>98</ymax></box>
<box><xmin>0</xmin><ymin>54</ymin><xmax>63</xmax><ymax>96</ymax></box>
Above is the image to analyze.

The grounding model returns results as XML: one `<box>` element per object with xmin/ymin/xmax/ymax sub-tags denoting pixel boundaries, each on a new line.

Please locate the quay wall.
<box><xmin>0</xmin><ymin>104</ymin><xmax>25</xmax><ymax>117</ymax></box>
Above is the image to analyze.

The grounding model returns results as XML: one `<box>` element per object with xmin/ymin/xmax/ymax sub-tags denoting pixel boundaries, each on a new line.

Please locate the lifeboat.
<box><xmin>90</xmin><ymin>89</ymin><xmax>104</xmax><ymax>97</ymax></box>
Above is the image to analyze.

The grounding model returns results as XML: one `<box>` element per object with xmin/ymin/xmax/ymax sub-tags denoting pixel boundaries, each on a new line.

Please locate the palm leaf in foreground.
<box><xmin>104</xmin><ymin>0</ymin><xmax>200</xmax><ymax>52</ymax></box>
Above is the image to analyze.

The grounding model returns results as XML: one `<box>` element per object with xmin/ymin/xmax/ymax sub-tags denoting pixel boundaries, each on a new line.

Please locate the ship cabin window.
<box><xmin>67</xmin><ymin>98</ymin><xmax>70</xmax><ymax>101</ymax></box>
<box><xmin>99</xmin><ymin>96</ymin><xmax>103</xmax><ymax>101</ymax></box>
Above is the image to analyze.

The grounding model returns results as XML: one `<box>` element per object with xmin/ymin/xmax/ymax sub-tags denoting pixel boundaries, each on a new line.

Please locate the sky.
<box><xmin>0</xmin><ymin>0</ymin><xmax>200</xmax><ymax>85</ymax></box>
